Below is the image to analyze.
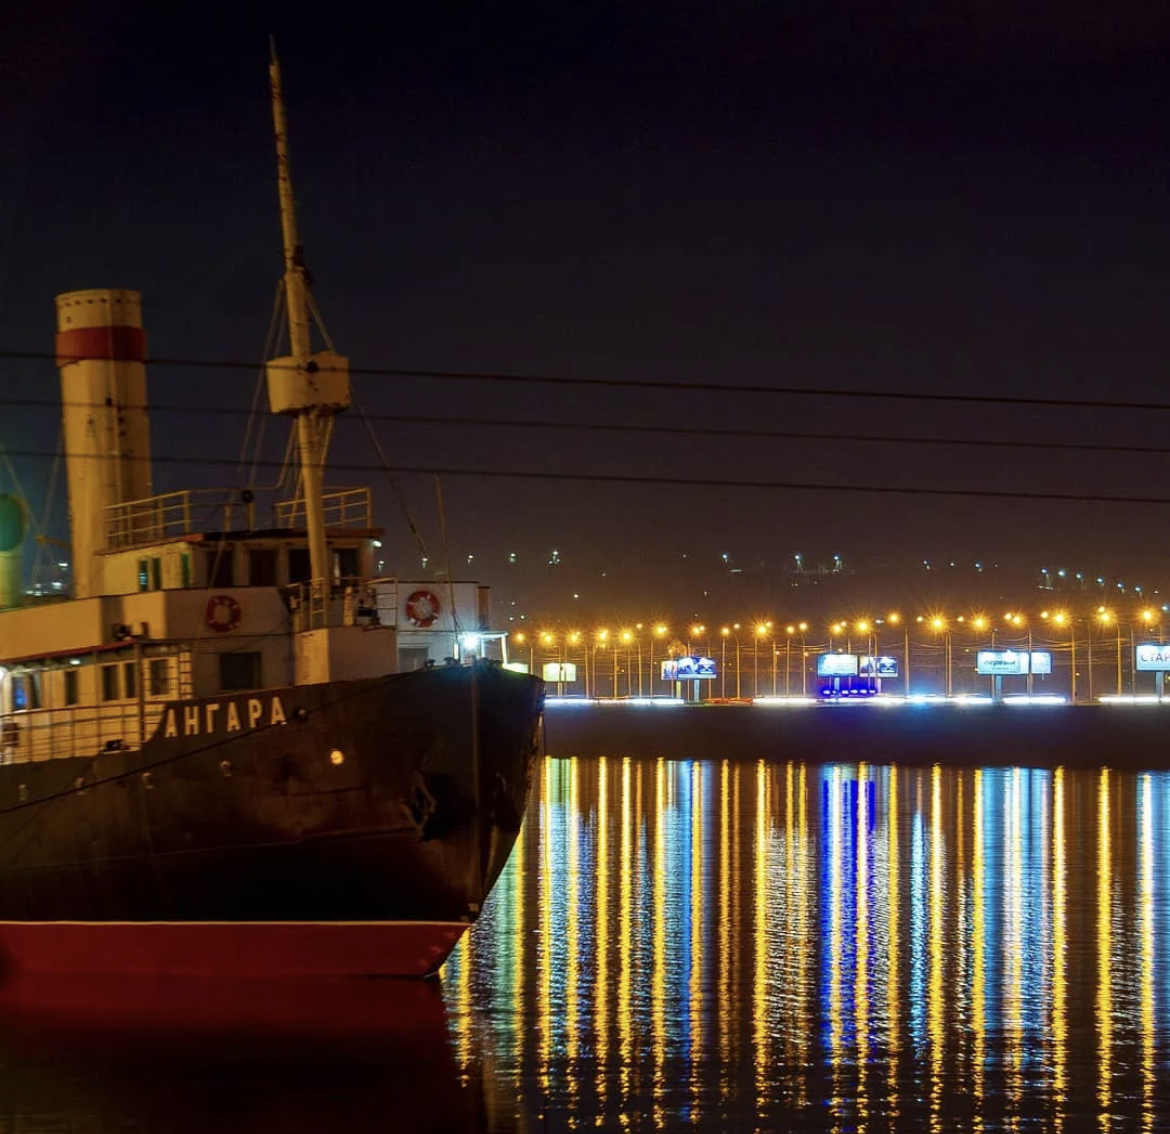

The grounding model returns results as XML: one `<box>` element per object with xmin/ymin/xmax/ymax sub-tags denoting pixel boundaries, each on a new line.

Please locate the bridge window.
<box><xmin>334</xmin><ymin>546</ymin><xmax>360</xmax><ymax>583</ymax></box>
<box><xmin>138</xmin><ymin>559</ymin><xmax>149</xmax><ymax>592</ymax></box>
<box><xmin>288</xmin><ymin>547</ymin><xmax>311</xmax><ymax>584</ymax></box>
<box><xmin>64</xmin><ymin>669</ymin><xmax>79</xmax><ymax>706</ymax></box>
<box><xmin>249</xmin><ymin>548</ymin><xmax>278</xmax><ymax>587</ymax></box>
<box><xmin>101</xmin><ymin>665</ymin><xmax>120</xmax><ymax>702</ymax></box>
<box><xmin>219</xmin><ymin>651</ymin><xmax>261</xmax><ymax>692</ymax></box>
<box><xmin>123</xmin><ymin>661</ymin><xmax>137</xmax><ymax>699</ymax></box>
<box><xmin>151</xmin><ymin>557</ymin><xmax>162</xmax><ymax>590</ymax></box>
<box><xmin>206</xmin><ymin>545</ymin><xmax>234</xmax><ymax>588</ymax></box>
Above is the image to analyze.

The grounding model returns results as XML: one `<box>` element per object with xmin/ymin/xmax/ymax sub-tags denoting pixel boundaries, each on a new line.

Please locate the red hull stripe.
<box><xmin>55</xmin><ymin>325</ymin><xmax>147</xmax><ymax>365</ymax></box>
<box><xmin>0</xmin><ymin>921</ymin><xmax>468</xmax><ymax>978</ymax></box>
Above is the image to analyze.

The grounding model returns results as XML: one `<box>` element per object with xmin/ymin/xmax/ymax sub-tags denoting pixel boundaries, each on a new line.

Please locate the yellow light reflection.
<box><xmin>653</xmin><ymin>757</ymin><xmax>667</xmax><ymax>1129</ymax></box>
<box><xmin>856</xmin><ymin>763</ymin><xmax>871</xmax><ymax>1129</ymax></box>
<box><xmin>689</xmin><ymin>761</ymin><xmax>704</xmax><ymax>1123</ymax></box>
<box><xmin>795</xmin><ymin>762</ymin><xmax>810</xmax><ymax>1108</ymax></box>
<box><xmin>1097</xmin><ymin>768</ymin><xmax>1113</xmax><ymax>1132</ymax></box>
<box><xmin>972</xmin><ymin>769</ymin><xmax>986</xmax><ymax>1132</ymax></box>
<box><xmin>539</xmin><ymin>758</ymin><xmax>554</xmax><ymax>1091</ymax></box>
<box><xmin>754</xmin><ymin>760</ymin><xmax>770</xmax><ymax>1121</ymax></box>
<box><xmin>719</xmin><ymin>759</ymin><xmax>731</xmax><ymax>1096</ymax></box>
<box><xmin>1003</xmin><ymin>767</ymin><xmax>1023</xmax><ymax>1122</ymax></box>
<box><xmin>566</xmin><ymin>759</ymin><xmax>580</xmax><ymax>1109</ymax></box>
<box><xmin>928</xmin><ymin>764</ymin><xmax>944</xmax><ymax>1134</ymax></box>
<box><xmin>1140</xmin><ymin>774</ymin><xmax>1154</xmax><ymax>1133</ymax></box>
<box><xmin>596</xmin><ymin>757</ymin><xmax>609</xmax><ymax>1108</ymax></box>
<box><xmin>887</xmin><ymin>765</ymin><xmax>900</xmax><ymax>1122</ymax></box>
<box><xmin>619</xmin><ymin>758</ymin><xmax>632</xmax><ymax>1110</ymax></box>
<box><xmin>1052</xmin><ymin>768</ymin><xmax>1067</xmax><ymax>1128</ymax></box>
<box><xmin>827</xmin><ymin>765</ymin><xmax>844</xmax><ymax>1123</ymax></box>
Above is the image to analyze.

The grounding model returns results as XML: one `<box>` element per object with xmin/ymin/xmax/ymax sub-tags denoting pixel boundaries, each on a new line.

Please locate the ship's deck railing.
<box><xmin>273</xmin><ymin>488</ymin><xmax>372</xmax><ymax>531</ymax></box>
<box><xmin>105</xmin><ymin>488</ymin><xmax>250</xmax><ymax>548</ymax></box>
<box><xmin>283</xmin><ymin>575</ymin><xmax>399</xmax><ymax>632</ymax></box>
<box><xmin>0</xmin><ymin>702</ymin><xmax>167</xmax><ymax>765</ymax></box>
<box><xmin>105</xmin><ymin>486</ymin><xmax>372</xmax><ymax>549</ymax></box>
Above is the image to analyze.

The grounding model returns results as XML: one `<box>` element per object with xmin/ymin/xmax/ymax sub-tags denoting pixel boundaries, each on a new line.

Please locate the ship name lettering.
<box><xmin>160</xmin><ymin>694</ymin><xmax>289</xmax><ymax>741</ymax></box>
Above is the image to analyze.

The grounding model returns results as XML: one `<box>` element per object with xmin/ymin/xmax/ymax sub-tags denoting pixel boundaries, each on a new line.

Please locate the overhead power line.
<box><xmin>2</xmin><ymin>400</ymin><xmax>1170</xmax><ymax>460</ymax></box>
<box><xmin>0</xmin><ymin>446</ymin><xmax>1167</xmax><ymax>506</ymax></box>
<box><xmin>3</xmin><ymin>348</ymin><xmax>1170</xmax><ymax>413</ymax></box>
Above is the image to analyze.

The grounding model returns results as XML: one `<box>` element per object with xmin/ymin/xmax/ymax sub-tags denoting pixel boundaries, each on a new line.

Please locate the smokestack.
<box><xmin>55</xmin><ymin>289</ymin><xmax>152</xmax><ymax>599</ymax></box>
<box><xmin>0</xmin><ymin>494</ymin><xmax>27</xmax><ymax>609</ymax></box>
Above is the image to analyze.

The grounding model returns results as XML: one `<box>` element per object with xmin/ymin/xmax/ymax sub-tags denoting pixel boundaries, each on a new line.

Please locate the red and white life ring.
<box><xmin>205</xmin><ymin>594</ymin><xmax>242</xmax><ymax>633</ymax></box>
<box><xmin>404</xmin><ymin>589</ymin><xmax>441</xmax><ymax>628</ymax></box>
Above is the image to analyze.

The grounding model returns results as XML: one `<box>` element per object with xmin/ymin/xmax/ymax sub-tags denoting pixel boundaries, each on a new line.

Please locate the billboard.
<box><xmin>661</xmin><ymin>655</ymin><xmax>717</xmax><ymax>680</ymax></box>
<box><xmin>976</xmin><ymin>650</ymin><xmax>1052</xmax><ymax>676</ymax></box>
<box><xmin>1135</xmin><ymin>643</ymin><xmax>1170</xmax><ymax>671</ymax></box>
<box><xmin>542</xmin><ymin>662</ymin><xmax>578</xmax><ymax>682</ymax></box>
<box><xmin>817</xmin><ymin>653</ymin><xmax>859</xmax><ymax>677</ymax></box>
<box><xmin>859</xmin><ymin>655</ymin><xmax>899</xmax><ymax>677</ymax></box>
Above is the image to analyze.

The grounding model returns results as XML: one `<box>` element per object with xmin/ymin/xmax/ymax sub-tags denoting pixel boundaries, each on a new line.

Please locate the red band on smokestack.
<box><xmin>55</xmin><ymin>326</ymin><xmax>147</xmax><ymax>367</ymax></box>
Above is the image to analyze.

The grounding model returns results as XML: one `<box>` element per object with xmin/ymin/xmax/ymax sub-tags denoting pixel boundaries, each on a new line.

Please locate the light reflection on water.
<box><xmin>443</xmin><ymin>756</ymin><xmax>1170</xmax><ymax>1132</ymax></box>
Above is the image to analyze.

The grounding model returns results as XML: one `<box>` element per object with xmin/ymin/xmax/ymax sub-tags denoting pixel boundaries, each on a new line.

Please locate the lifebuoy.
<box><xmin>205</xmin><ymin>594</ymin><xmax>242</xmax><ymax>633</ymax></box>
<box><xmin>404</xmin><ymin>589</ymin><xmax>441</xmax><ymax>628</ymax></box>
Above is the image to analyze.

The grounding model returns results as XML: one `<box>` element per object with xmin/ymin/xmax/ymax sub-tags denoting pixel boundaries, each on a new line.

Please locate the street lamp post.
<box><xmin>651</xmin><ymin>624</ymin><xmax>668</xmax><ymax>699</ymax></box>
<box><xmin>753</xmin><ymin>623</ymin><xmax>770</xmax><ymax>698</ymax></box>
<box><xmin>799</xmin><ymin>622</ymin><xmax>808</xmax><ymax>695</ymax></box>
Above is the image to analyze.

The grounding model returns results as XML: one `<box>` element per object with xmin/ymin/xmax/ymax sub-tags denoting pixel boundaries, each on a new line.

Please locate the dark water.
<box><xmin>442</xmin><ymin>757</ymin><xmax>1170</xmax><ymax>1132</ymax></box>
<box><xmin>3</xmin><ymin>756</ymin><xmax>1167</xmax><ymax>1131</ymax></box>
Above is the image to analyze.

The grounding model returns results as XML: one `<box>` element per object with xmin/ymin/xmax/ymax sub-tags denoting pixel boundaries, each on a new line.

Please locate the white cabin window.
<box><xmin>149</xmin><ymin>659</ymin><xmax>170</xmax><ymax>697</ymax></box>
<box><xmin>13</xmin><ymin>674</ymin><xmax>40</xmax><ymax>711</ymax></box>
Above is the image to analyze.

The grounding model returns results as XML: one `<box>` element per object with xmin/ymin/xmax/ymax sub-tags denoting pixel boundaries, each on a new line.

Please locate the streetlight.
<box><xmin>540</xmin><ymin>630</ymin><xmax>558</xmax><ymax>694</ymax></box>
<box><xmin>690</xmin><ymin>624</ymin><xmax>706</xmax><ymax>701</ymax></box>
<box><xmin>513</xmin><ymin>630</ymin><xmax>533</xmax><ymax>674</ymax></box>
<box><xmin>595</xmin><ymin>629</ymin><xmax>610</xmax><ymax>698</ymax></box>
<box><xmin>621</xmin><ymin>629</ymin><xmax>643</xmax><ymax>697</ymax></box>
<box><xmin>754</xmin><ymin>623</ymin><xmax>769</xmax><ymax>698</ymax></box>
<box><xmin>567</xmin><ymin>631</ymin><xmax>581</xmax><ymax>695</ymax></box>
<box><xmin>785</xmin><ymin>626</ymin><xmax>795</xmax><ymax>696</ymax></box>
<box><xmin>1098</xmin><ymin>609</ymin><xmax>1122</xmax><ymax>696</ymax></box>
<box><xmin>1134</xmin><ymin>609</ymin><xmax>1158</xmax><ymax>694</ymax></box>
<box><xmin>797</xmin><ymin>622</ymin><xmax>809</xmax><ymax>695</ymax></box>
<box><xmin>888</xmin><ymin>612</ymin><xmax>909</xmax><ymax>695</ymax></box>
<box><xmin>651</xmin><ymin>624</ymin><xmax>668</xmax><ymax>699</ymax></box>
<box><xmin>930</xmin><ymin>616</ymin><xmax>951</xmax><ymax>697</ymax></box>
<box><xmin>1053</xmin><ymin>612</ymin><xmax>1074</xmax><ymax>702</ymax></box>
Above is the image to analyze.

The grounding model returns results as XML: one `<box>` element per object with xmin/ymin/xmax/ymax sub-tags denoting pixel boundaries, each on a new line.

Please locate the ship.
<box><xmin>0</xmin><ymin>49</ymin><xmax>543</xmax><ymax>981</ymax></box>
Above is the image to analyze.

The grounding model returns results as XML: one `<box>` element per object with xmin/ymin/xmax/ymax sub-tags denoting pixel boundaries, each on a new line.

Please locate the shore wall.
<box><xmin>543</xmin><ymin>702</ymin><xmax>1170</xmax><ymax>768</ymax></box>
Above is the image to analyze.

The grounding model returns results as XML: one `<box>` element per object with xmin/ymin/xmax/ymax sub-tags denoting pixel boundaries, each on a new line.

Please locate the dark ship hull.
<box><xmin>0</xmin><ymin>663</ymin><xmax>543</xmax><ymax>979</ymax></box>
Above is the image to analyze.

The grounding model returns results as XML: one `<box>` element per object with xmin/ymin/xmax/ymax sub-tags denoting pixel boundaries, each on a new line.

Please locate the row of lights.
<box><xmin>514</xmin><ymin>607</ymin><xmax>1163</xmax><ymax>648</ymax></box>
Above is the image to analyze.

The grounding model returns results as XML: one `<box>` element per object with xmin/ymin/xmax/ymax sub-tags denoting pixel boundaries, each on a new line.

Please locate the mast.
<box><xmin>265</xmin><ymin>43</ymin><xmax>350</xmax><ymax>598</ymax></box>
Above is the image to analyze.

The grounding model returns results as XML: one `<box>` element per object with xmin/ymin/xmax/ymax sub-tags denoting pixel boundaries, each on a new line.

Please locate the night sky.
<box><xmin>4</xmin><ymin>3</ymin><xmax>1170</xmax><ymax>619</ymax></box>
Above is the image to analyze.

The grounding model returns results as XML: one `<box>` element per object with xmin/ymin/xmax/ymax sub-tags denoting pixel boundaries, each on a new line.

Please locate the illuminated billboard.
<box><xmin>661</xmin><ymin>655</ymin><xmax>717</xmax><ymax>680</ymax></box>
<box><xmin>542</xmin><ymin>662</ymin><xmax>578</xmax><ymax>682</ymax></box>
<box><xmin>1135</xmin><ymin>643</ymin><xmax>1170</xmax><ymax>671</ymax></box>
<box><xmin>976</xmin><ymin>650</ymin><xmax>1052</xmax><ymax>676</ymax></box>
<box><xmin>859</xmin><ymin>655</ymin><xmax>899</xmax><ymax>677</ymax></box>
<box><xmin>817</xmin><ymin>654</ymin><xmax>859</xmax><ymax>677</ymax></box>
